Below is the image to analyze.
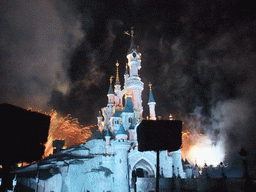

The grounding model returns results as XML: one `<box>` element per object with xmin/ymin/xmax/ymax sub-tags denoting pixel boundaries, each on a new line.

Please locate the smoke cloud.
<box><xmin>0</xmin><ymin>0</ymin><xmax>85</xmax><ymax>110</ymax></box>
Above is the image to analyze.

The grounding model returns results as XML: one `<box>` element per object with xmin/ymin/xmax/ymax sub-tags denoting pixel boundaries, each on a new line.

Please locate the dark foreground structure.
<box><xmin>0</xmin><ymin>103</ymin><xmax>50</xmax><ymax>191</ymax></box>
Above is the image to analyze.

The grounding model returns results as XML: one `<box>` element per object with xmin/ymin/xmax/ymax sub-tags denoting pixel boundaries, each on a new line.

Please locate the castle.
<box><xmin>15</xmin><ymin>30</ymin><xmax>189</xmax><ymax>192</ymax></box>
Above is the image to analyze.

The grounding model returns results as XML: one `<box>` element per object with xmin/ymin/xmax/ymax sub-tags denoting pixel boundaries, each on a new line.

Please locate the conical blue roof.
<box><xmin>105</xmin><ymin>130</ymin><xmax>110</xmax><ymax>137</ymax></box>
<box><xmin>123</xmin><ymin>97</ymin><xmax>134</xmax><ymax>112</ymax></box>
<box><xmin>112</xmin><ymin>109</ymin><xmax>123</xmax><ymax>117</ymax></box>
<box><xmin>148</xmin><ymin>89</ymin><xmax>155</xmax><ymax>103</ymax></box>
<box><xmin>108</xmin><ymin>82</ymin><xmax>114</xmax><ymax>94</ymax></box>
<box><xmin>116</xmin><ymin>124</ymin><xmax>126</xmax><ymax>135</ymax></box>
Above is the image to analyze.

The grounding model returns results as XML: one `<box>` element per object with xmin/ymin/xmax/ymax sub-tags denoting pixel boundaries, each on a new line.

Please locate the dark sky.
<box><xmin>1</xmin><ymin>0</ymin><xmax>256</xmax><ymax>176</ymax></box>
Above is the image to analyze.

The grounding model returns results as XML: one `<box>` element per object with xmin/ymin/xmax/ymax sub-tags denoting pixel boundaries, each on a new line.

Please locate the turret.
<box><xmin>125</xmin><ymin>28</ymin><xmax>144</xmax><ymax>115</ymax></box>
<box><xmin>171</xmin><ymin>149</ymin><xmax>185</xmax><ymax>178</ymax></box>
<box><xmin>148</xmin><ymin>83</ymin><xmax>156</xmax><ymax>120</ymax></box>
<box><xmin>107</xmin><ymin>76</ymin><xmax>115</xmax><ymax>104</ymax></box>
<box><xmin>183</xmin><ymin>159</ymin><xmax>193</xmax><ymax>178</ymax></box>
<box><xmin>192</xmin><ymin>159</ymin><xmax>200</xmax><ymax>178</ymax></box>
<box><xmin>102</xmin><ymin>76</ymin><xmax>115</xmax><ymax>130</ymax></box>
<box><xmin>115</xmin><ymin>124</ymin><xmax>128</xmax><ymax>140</ymax></box>
<box><xmin>124</xmin><ymin>63</ymin><xmax>129</xmax><ymax>87</ymax></box>
<box><xmin>105</xmin><ymin>129</ymin><xmax>111</xmax><ymax>145</ymax></box>
<box><xmin>114</xmin><ymin>123</ymin><xmax>130</xmax><ymax>192</ymax></box>
<box><xmin>97</xmin><ymin>111</ymin><xmax>103</xmax><ymax>131</ymax></box>
<box><xmin>126</xmin><ymin>29</ymin><xmax>141</xmax><ymax>78</ymax></box>
<box><xmin>121</xmin><ymin>95</ymin><xmax>134</xmax><ymax>130</ymax></box>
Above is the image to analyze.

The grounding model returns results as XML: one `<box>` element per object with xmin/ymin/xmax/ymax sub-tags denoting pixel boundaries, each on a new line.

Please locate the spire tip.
<box><xmin>149</xmin><ymin>82</ymin><xmax>152</xmax><ymax>90</ymax></box>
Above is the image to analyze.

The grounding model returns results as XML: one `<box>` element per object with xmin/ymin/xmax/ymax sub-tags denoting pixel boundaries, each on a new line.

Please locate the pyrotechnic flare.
<box><xmin>26</xmin><ymin>109</ymin><xmax>92</xmax><ymax>158</ymax></box>
<box><xmin>44</xmin><ymin>110</ymin><xmax>92</xmax><ymax>157</ymax></box>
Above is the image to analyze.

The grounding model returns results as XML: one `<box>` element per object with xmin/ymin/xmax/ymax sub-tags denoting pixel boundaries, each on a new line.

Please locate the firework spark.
<box><xmin>43</xmin><ymin>110</ymin><xmax>92</xmax><ymax>157</ymax></box>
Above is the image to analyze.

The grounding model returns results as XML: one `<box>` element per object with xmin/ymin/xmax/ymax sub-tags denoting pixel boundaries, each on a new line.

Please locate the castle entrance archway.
<box><xmin>131</xmin><ymin>158</ymin><xmax>155</xmax><ymax>191</ymax></box>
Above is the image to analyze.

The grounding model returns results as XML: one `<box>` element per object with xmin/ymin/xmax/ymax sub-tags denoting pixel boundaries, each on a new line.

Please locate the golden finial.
<box><xmin>149</xmin><ymin>82</ymin><xmax>152</xmax><ymax>90</ymax></box>
<box><xmin>116</xmin><ymin>61</ymin><xmax>120</xmax><ymax>84</ymax></box>
<box><xmin>110</xmin><ymin>76</ymin><xmax>114</xmax><ymax>83</ymax></box>
<box><xmin>131</xmin><ymin>27</ymin><xmax>134</xmax><ymax>37</ymax></box>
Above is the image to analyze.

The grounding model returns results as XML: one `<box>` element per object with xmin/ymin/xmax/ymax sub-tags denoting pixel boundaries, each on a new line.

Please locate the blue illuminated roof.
<box><xmin>105</xmin><ymin>130</ymin><xmax>110</xmax><ymax>137</ymax></box>
<box><xmin>108</xmin><ymin>82</ymin><xmax>114</xmax><ymax>94</ymax></box>
<box><xmin>148</xmin><ymin>89</ymin><xmax>155</xmax><ymax>103</ymax></box>
<box><xmin>112</xmin><ymin>109</ymin><xmax>123</xmax><ymax>117</ymax></box>
<box><xmin>116</xmin><ymin>124</ymin><xmax>126</xmax><ymax>135</ymax></box>
<box><xmin>123</xmin><ymin>97</ymin><xmax>134</xmax><ymax>112</ymax></box>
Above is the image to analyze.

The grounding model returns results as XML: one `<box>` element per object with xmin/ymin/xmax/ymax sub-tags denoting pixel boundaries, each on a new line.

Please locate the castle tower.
<box><xmin>125</xmin><ymin>28</ymin><xmax>144</xmax><ymax>116</ymax></box>
<box><xmin>102</xmin><ymin>77</ymin><xmax>115</xmax><ymax>129</ymax></box>
<box><xmin>124</xmin><ymin>63</ymin><xmax>129</xmax><ymax>88</ymax></box>
<box><xmin>171</xmin><ymin>149</ymin><xmax>185</xmax><ymax>178</ymax></box>
<box><xmin>184</xmin><ymin>159</ymin><xmax>193</xmax><ymax>178</ymax></box>
<box><xmin>105</xmin><ymin>129</ymin><xmax>111</xmax><ymax>145</ymax></box>
<box><xmin>97</xmin><ymin>111</ymin><xmax>103</xmax><ymax>131</ymax></box>
<box><xmin>148</xmin><ymin>83</ymin><xmax>156</xmax><ymax>120</ymax></box>
<box><xmin>107</xmin><ymin>76</ymin><xmax>115</xmax><ymax>105</ymax></box>
<box><xmin>114</xmin><ymin>124</ymin><xmax>130</xmax><ymax>192</ymax></box>
<box><xmin>114</xmin><ymin>61</ymin><xmax>121</xmax><ymax>94</ymax></box>
<box><xmin>121</xmin><ymin>95</ymin><xmax>134</xmax><ymax>130</ymax></box>
<box><xmin>114</xmin><ymin>61</ymin><xmax>123</xmax><ymax>107</ymax></box>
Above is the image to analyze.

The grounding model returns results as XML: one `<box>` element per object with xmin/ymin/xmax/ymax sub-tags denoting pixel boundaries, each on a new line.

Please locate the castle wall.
<box><xmin>85</xmin><ymin>139</ymin><xmax>105</xmax><ymax>154</ymax></box>
<box><xmin>135</xmin><ymin>178</ymin><xmax>256</xmax><ymax>192</ymax></box>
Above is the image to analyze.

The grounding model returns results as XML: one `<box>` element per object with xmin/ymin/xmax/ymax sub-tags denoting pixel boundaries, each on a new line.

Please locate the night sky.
<box><xmin>1</xmin><ymin>0</ymin><xmax>256</xmax><ymax>176</ymax></box>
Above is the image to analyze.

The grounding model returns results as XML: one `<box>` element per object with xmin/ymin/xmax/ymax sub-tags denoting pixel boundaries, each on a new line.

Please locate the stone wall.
<box><xmin>136</xmin><ymin>178</ymin><xmax>256</xmax><ymax>192</ymax></box>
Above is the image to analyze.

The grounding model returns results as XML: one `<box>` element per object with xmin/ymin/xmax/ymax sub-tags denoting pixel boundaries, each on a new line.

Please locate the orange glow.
<box><xmin>43</xmin><ymin>110</ymin><xmax>92</xmax><ymax>157</ymax></box>
<box><xmin>24</xmin><ymin>108</ymin><xmax>92</xmax><ymax>162</ymax></box>
<box><xmin>181</xmin><ymin>122</ymin><xmax>225</xmax><ymax>167</ymax></box>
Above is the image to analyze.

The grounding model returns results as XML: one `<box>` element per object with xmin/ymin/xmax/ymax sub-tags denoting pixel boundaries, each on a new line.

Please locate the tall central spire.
<box><xmin>115</xmin><ymin>61</ymin><xmax>120</xmax><ymax>85</ymax></box>
<box><xmin>125</xmin><ymin>27</ymin><xmax>137</xmax><ymax>54</ymax></box>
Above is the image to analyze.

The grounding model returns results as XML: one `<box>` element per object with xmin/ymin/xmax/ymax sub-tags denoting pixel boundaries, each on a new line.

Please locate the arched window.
<box><xmin>117</xmin><ymin>120</ymin><xmax>119</xmax><ymax>124</ymax></box>
<box><xmin>128</xmin><ymin>117</ymin><xmax>132</xmax><ymax>123</ymax></box>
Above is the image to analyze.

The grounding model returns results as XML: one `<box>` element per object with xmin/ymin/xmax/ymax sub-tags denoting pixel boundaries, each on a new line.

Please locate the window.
<box><xmin>128</xmin><ymin>117</ymin><xmax>132</xmax><ymax>123</ymax></box>
<box><xmin>117</xmin><ymin>120</ymin><xmax>119</xmax><ymax>124</ymax></box>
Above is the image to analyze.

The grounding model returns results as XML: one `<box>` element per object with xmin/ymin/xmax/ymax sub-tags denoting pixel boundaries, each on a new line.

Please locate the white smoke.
<box><xmin>0</xmin><ymin>0</ymin><xmax>85</xmax><ymax>110</ymax></box>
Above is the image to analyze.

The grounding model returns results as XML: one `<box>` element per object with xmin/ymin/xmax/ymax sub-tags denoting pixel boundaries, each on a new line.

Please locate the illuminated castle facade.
<box><xmin>80</xmin><ymin>31</ymin><xmax>185</xmax><ymax>192</ymax></box>
<box><xmin>16</xmin><ymin>31</ymin><xmax>188</xmax><ymax>192</ymax></box>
